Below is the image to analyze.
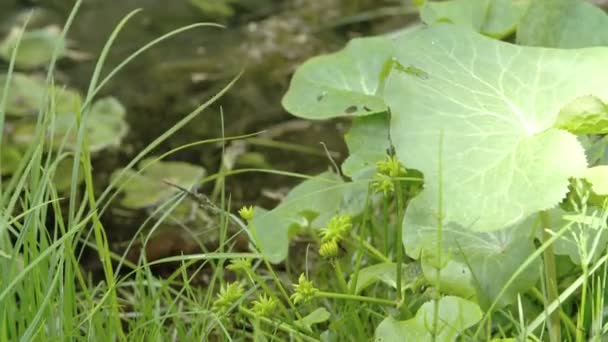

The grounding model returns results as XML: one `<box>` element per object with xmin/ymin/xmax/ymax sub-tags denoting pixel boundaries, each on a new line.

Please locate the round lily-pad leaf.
<box><xmin>0</xmin><ymin>26</ymin><xmax>66</xmax><ymax>70</ymax></box>
<box><xmin>112</xmin><ymin>159</ymin><xmax>206</xmax><ymax>209</ymax></box>
<box><xmin>0</xmin><ymin>73</ymin><xmax>81</xmax><ymax>117</ymax></box>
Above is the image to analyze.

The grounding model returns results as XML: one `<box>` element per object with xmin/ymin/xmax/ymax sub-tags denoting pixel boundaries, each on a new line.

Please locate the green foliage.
<box><xmin>350</xmin><ymin>262</ymin><xmax>420</xmax><ymax>294</ymax></box>
<box><xmin>374</xmin><ymin>296</ymin><xmax>482</xmax><ymax>342</ymax></box>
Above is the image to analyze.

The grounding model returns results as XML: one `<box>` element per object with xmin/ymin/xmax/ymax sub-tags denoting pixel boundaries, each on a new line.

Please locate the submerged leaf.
<box><xmin>374</xmin><ymin>296</ymin><xmax>482</xmax><ymax>342</ymax></box>
<box><xmin>112</xmin><ymin>159</ymin><xmax>206</xmax><ymax>209</ymax></box>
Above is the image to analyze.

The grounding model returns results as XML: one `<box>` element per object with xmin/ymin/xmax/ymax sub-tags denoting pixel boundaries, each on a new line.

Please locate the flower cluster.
<box><xmin>290</xmin><ymin>273</ymin><xmax>318</xmax><ymax>304</ymax></box>
<box><xmin>251</xmin><ymin>294</ymin><xmax>278</xmax><ymax>317</ymax></box>
<box><xmin>238</xmin><ymin>206</ymin><xmax>255</xmax><ymax>222</ymax></box>
<box><xmin>318</xmin><ymin>214</ymin><xmax>352</xmax><ymax>258</ymax></box>
<box><xmin>212</xmin><ymin>282</ymin><xmax>245</xmax><ymax>313</ymax></box>
<box><xmin>372</xmin><ymin>155</ymin><xmax>406</xmax><ymax>195</ymax></box>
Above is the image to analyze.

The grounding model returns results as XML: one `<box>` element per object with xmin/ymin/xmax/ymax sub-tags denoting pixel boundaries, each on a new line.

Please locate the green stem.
<box><xmin>432</xmin><ymin>132</ymin><xmax>444</xmax><ymax>342</ymax></box>
<box><xmin>540</xmin><ymin>210</ymin><xmax>561</xmax><ymax>342</ymax></box>
<box><xmin>383</xmin><ymin>195</ymin><xmax>390</xmax><ymax>254</ymax></box>
<box><xmin>576</xmin><ymin>261</ymin><xmax>589</xmax><ymax>342</ymax></box>
<box><xmin>316</xmin><ymin>291</ymin><xmax>395</xmax><ymax>306</ymax></box>
<box><xmin>395</xmin><ymin>179</ymin><xmax>405</xmax><ymax>305</ymax></box>
<box><xmin>350</xmin><ymin>187</ymin><xmax>373</xmax><ymax>295</ymax></box>
<box><xmin>348</xmin><ymin>234</ymin><xmax>391</xmax><ymax>263</ymax></box>
<box><xmin>332</xmin><ymin>259</ymin><xmax>349</xmax><ymax>294</ymax></box>
<box><xmin>530</xmin><ymin>287</ymin><xmax>577</xmax><ymax>337</ymax></box>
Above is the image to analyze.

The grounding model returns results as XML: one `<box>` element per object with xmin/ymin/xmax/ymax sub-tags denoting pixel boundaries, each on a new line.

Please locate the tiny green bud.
<box><xmin>319</xmin><ymin>214</ymin><xmax>353</xmax><ymax>243</ymax></box>
<box><xmin>238</xmin><ymin>206</ymin><xmax>255</xmax><ymax>221</ymax></box>
<box><xmin>227</xmin><ymin>258</ymin><xmax>252</xmax><ymax>273</ymax></box>
<box><xmin>213</xmin><ymin>282</ymin><xmax>245</xmax><ymax>313</ymax></box>
<box><xmin>376</xmin><ymin>155</ymin><xmax>406</xmax><ymax>178</ymax></box>
<box><xmin>371</xmin><ymin>173</ymin><xmax>395</xmax><ymax>195</ymax></box>
<box><xmin>251</xmin><ymin>294</ymin><xmax>278</xmax><ymax>317</ymax></box>
<box><xmin>319</xmin><ymin>239</ymin><xmax>339</xmax><ymax>258</ymax></box>
<box><xmin>290</xmin><ymin>273</ymin><xmax>318</xmax><ymax>304</ymax></box>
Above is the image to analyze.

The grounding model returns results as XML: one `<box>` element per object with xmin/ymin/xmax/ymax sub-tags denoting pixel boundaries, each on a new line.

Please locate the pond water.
<box><xmin>1</xmin><ymin>0</ymin><xmax>415</xmax><ymax>272</ymax></box>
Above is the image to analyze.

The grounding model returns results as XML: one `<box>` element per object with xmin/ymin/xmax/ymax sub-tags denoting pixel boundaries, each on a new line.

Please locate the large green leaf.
<box><xmin>419</xmin><ymin>0</ymin><xmax>529</xmax><ymax>39</ymax></box>
<box><xmin>517</xmin><ymin>0</ymin><xmax>608</xmax><ymax>48</ymax></box>
<box><xmin>374</xmin><ymin>296</ymin><xmax>482</xmax><ymax>342</ymax></box>
<box><xmin>251</xmin><ymin>171</ymin><xmax>367</xmax><ymax>263</ymax></box>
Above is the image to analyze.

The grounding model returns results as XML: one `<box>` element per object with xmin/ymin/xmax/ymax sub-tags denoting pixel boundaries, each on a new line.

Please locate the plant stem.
<box><xmin>394</xmin><ymin>179</ymin><xmax>405</xmax><ymax>305</ymax></box>
<box><xmin>540</xmin><ymin>210</ymin><xmax>561</xmax><ymax>342</ymax></box>
<box><xmin>383</xmin><ymin>195</ymin><xmax>390</xmax><ymax>255</ymax></box>
<box><xmin>348</xmin><ymin>234</ymin><xmax>391</xmax><ymax>263</ymax></box>
<box><xmin>332</xmin><ymin>259</ymin><xmax>349</xmax><ymax>294</ymax></box>
<box><xmin>432</xmin><ymin>132</ymin><xmax>445</xmax><ymax>342</ymax></box>
<box><xmin>316</xmin><ymin>291</ymin><xmax>395</xmax><ymax>306</ymax></box>
<box><xmin>350</xmin><ymin>187</ymin><xmax>372</xmax><ymax>295</ymax></box>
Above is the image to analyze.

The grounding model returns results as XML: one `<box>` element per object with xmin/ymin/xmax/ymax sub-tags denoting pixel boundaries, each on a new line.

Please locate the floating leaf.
<box><xmin>419</xmin><ymin>0</ymin><xmax>529</xmax><ymax>39</ymax></box>
<box><xmin>294</xmin><ymin>308</ymin><xmax>331</xmax><ymax>331</ymax></box>
<box><xmin>52</xmin><ymin>156</ymin><xmax>84</xmax><ymax>192</ymax></box>
<box><xmin>251</xmin><ymin>171</ymin><xmax>367</xmax><ymax>263</ymax></box>
<box><xmin>350</xmin><ymin>262</ymin><xmax>421</xmax><ymax>294</ymax></box>
<box><xmin>517</xmin><ymin>0</ymin><xmax>608</xmax><ymax>48</ymax></box>
<box><xmin>0</xmin><ymin>26</ymin><xmax>66</xmax><ymax>69</ymax></box>
<box><xmin>112</xmin><ymin>159</ymin><xmax>206</xmax><ymax>209</ymax></box>
<box><xmin>374</xmin><ymin>296</ymin><xmax>482</xmax><ymax>342</ymax></box>
<box><xmin>14</xmin><ymin>96</ymin><xmax>127</xmax><ymax>152</ymax></box>
<box><xmin>0</xmin><ymin>73</ymin><xmax>81</xmax><ymax>117</ymax></box>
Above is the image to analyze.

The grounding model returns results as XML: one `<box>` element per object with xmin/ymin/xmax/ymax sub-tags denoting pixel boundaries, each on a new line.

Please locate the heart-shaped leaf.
<box><xmin>374</xmin><ymin>296</ymin><xmax>482</xmax><ymax>342</ymax></box>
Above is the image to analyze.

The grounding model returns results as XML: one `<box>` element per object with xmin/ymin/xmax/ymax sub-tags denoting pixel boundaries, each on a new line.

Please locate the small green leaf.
<box><xmin>350</xmin><ymin>262</ymin><xmax>421</xmax><ymax>294</ymax></box>
<box><xmin>52</xmin><ymin>157</ymin><xmax>84</xmax><ymax>192</ymax></box>
<box><xmin>0</xmin><ymin>26</ymin><xmax>66</xmax><ymax>70</ymax></box>
<box><xmin>251</xmin><ymin>171</ymin><xmax>367</xmax><ymax>263</ymax></box>
<box><xmin>554</xmin><ymin>96</ymin><xmax>608</xmax><ymax>134</ymax></box>
<box><xmin>112</xmin><ymin>159</ymin><xmax>206</xmax><ymax>209</ymax></box>
<box><xmin>294</xmin><ymin>308</ymin><xmax>331</xmax><ymax>331</ymax></box>
<box><xmin>0</xmin><ymin>73</ymin><xmax>46</xmax><ymax>116</ymax></box>
<box><xmin>374</xmin><ymin>296</ymin><xmax>482</xmax><ymax>342</ymax></box>
<box><xmin>421</xmin><ymin>258</ymin><xmax>477</xmax><ymax>301</ymax></box>
<box><xmin>517</xmin><ymin>0</ymin><xmax>608</xmax><ymax>48</ymax></box>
